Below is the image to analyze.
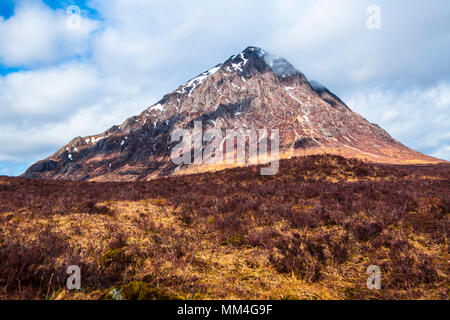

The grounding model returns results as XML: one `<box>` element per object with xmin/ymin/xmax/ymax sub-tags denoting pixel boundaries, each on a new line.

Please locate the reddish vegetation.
<box><xmin>0</xmin><ymin>154</ymin><xmax>449</xmax><ymax>299</ymax></box>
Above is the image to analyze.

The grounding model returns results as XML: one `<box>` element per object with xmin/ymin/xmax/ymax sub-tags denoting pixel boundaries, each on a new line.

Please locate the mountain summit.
<box><xmin>24</xmin><ymin>47</ymin><xmax>442</xmax><ymax>181</ymax></box>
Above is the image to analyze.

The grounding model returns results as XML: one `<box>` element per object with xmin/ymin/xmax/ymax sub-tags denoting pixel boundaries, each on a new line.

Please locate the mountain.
<box><xmin>23</xmin><ymin>47</ymin><xmax>442</xmax><ymax>181</ymax></box>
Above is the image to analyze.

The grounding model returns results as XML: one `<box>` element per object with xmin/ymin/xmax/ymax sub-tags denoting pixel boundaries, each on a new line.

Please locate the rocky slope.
<box><xmin>23</xmin><ymin>47</ymin><xmax>443</xmax><ymax>181</ymax></box>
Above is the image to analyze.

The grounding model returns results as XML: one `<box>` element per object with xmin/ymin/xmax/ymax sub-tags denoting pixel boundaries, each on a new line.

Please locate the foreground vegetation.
<box><xmin>0</xmin><ymin>155</ymin><xmax>448</xmax><ymax>299</ymax></box>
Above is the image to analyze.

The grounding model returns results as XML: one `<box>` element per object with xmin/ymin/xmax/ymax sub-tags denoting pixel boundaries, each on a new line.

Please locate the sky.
<box><xmin>0</xmin><ymin>0</ymin><xmax>449</xmax><ymax>176</ymax></box>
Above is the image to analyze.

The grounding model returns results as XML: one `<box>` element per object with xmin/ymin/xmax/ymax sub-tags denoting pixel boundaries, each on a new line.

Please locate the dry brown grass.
<box><xmin>0</xmin><ymin>155</ymin><xmax>448</xmax><ymax>300</ymax></box>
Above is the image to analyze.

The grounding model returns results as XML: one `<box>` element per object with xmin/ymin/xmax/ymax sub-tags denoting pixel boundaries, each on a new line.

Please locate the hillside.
<box><xmin>2</xmin><ymin>155</ymin><xmax>449</xmax><ymax>299</ymax></box>
<box><xmin>23</xmin><ymin>47</ymin><xmax>443</xmax><ymax>181</ymax></box>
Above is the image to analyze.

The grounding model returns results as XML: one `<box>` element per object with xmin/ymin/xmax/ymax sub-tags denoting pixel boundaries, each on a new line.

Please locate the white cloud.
<box><xmin>432</xmin><ymin>145</ymin><xmax>450</xmax><ymax>160</ymax></box>
<box><xmin>90</xmin><ymin>0</ymin><xmax>270</xmax><ymax>79</ymax></box>
<box><xmin>0</xmin><ymin>63</ymin><xmax>157</xmax><ymax>162</ymax></box>
<box><xmin>0</xmin><ymin>63</ymin><xmax>100</xmax><ymax>121</ymax></box>
<box><xmin>344</xmin><ymin>82</ymin><xmax>450</xmax><ymax>160</ymax></box>
<box><xmin>267</xmin><ymin>0</ymin><xmax>450</xmax><ymax>91</ymax></box>
<box><xmin>0</xmin><ymin>1</ymin><xmax>98</xmax><ymax>67</ymax></box>
<box><xmin>0</xmin><ymin>89</ymin><xmax>156</xmax><ymax>162</ymax></box>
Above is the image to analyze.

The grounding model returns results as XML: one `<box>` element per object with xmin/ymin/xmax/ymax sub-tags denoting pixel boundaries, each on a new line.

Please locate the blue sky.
<box><xmin>0</xmin><ymin>0</ymin><xmax>449</xmax><ymax>176</ymax></box>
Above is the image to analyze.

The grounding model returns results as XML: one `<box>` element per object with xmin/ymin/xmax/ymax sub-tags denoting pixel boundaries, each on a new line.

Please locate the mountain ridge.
<box><xmin>23</xmin><ymin>46</ymin><xmax>444</xmax><ymax>181</ymax></box>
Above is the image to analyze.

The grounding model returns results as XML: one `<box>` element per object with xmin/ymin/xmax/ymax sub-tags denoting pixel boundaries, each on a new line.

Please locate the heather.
<box><xmin>0</xmin><ymin>155</ymin><xmax>448</xmax><ymax>299</ymax></box>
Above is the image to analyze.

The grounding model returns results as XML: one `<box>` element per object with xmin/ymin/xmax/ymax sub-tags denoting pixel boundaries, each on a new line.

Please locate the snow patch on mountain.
<box><xmin>150</xmin><ymin>104</ymin><xmax>164</xmax><ymax>112</ymax></box>
<box><xmin>178</xmin><ymin>64</ymin><xmax>222</xmax><ymax>96</ymax></box>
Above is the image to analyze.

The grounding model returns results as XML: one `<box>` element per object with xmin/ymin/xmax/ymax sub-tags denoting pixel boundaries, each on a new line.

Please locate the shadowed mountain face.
<box><xmin>23</xmin><ymin>47</ymin><xmax>442</xmax><ymax>181</ymax></box>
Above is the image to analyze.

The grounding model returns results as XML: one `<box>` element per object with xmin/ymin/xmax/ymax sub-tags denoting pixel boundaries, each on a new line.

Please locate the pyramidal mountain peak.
<box><xmin>222</xmin><ymin>46</ymin><xmax>304</xmax><ymax>79</ymax></box>
<box><xmin>23</xmin><ymin>47</ymin><xmax>443</xmax><ymax>181</ymax></box>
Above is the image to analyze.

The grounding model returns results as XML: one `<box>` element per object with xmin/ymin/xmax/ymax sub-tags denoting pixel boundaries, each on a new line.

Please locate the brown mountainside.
<box><xmin>23</xmin><ymin>47</ymin><xmax>443</xmax><ymax>181</ymax></box>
